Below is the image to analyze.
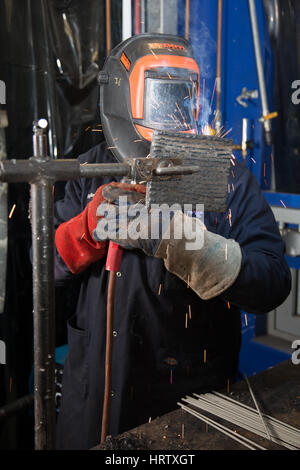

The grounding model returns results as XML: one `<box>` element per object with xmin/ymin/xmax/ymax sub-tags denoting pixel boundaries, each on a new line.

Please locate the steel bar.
<box><xmin>243</xmin><ymin>373</ymin><xmax>271</xmax><ymax>441</ymax></box>
<box><xmin>248</xmin><ymin>0</ymin><xmax>272</xmax><ymax>145</ymax></box>
<box><xmin>179</xmin><ymin>403</ymin><xmax>267</xmax><ymax>450</ymax></box>
<box><xmin>183</xmin><ymin>395</ymin><xmax>297</xmax><ymax>449</ymax></box>
<box><xmin>183</xmin><ymin>394</ymin><xmax>298</xmax><ymax>449</ymax></box>
<box><xmin>31</xmin><ymin>125</ymin><xmax>56</xmax><ymax>449</ymax></box>
<box><xmin>213</xmin><ymin>392</ymin><xmax>300</xmax><ymax>439</ymax></box>
<box><xmin>193</xmin><ymin>393</ymin><xmax>300</xmax><ymax>444</ymax></box>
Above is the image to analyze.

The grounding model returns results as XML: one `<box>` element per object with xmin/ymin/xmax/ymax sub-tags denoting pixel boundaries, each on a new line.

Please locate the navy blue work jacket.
<box><xmin>54</xmin><ymin>142</ymin><xmax>291</xmax><ymax>449</ymax></box>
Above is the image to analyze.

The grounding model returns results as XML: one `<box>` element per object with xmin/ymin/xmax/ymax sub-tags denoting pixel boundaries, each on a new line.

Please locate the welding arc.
<box><xmin>101</xmin><ymin>270</ymin><xmax>116</xmax><ymax>443</ymax></box>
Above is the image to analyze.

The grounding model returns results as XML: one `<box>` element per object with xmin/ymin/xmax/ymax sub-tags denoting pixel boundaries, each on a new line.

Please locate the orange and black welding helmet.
<box><xmin>99</xmin><ymin>33</ymin><xmax>200</xmax><ymax>162</ymax></box>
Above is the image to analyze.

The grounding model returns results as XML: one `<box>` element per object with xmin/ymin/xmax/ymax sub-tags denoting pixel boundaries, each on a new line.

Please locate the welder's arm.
<box><xmin>218</xmin><ymin>165</ymin><xmax>291</xmax><ymax>313</ymax></box>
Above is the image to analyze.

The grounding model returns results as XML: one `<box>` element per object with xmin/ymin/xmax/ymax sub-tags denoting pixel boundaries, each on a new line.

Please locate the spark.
<box><xmin>230</xmin><ymin>158</ymin><xmax>235</xmax><ymax>166</ymax></box>
<box><xmin>181</xmin><ymin>423</ymin><xmax>185</xmax><ymax>439</ymax></box>
<box><xmin>9</xmin><ymin>204</ymin><xmax>16</xmax><ymax>219</ymax></box>
<box><xmin>148</xmin><ymin>417</ymin><xmax>152</xmax><ymax>423</ymax></box>
<box><xmin>203</xmin><ymin>349</ymin><xmax>206</xmax><ymax>363</ymax></box>
<box><xmin>280</xmin><ymin>199</ymin><xmax>287</xmax><ymax>208</ymax></box>
<box><xmin>225</xmin><ymin>243</ymin><xmax>228</xmax><ymax>260</ymax></box>
<box><xmin>185</xmin><ymin>313</ymin><xmax>188</xmax><ymax>328</ymax></box>
<box><xmin>227</xmin><ymin>302</ymin><xmax>231</xmax><ymax>309</ymax></box>
<box><xmin>80</xmin><ymin>233</ymin><xmax>86</xmax><ymax>240</ymax></box>
<box><xmin>107</xmin><ymin>146</ymin><xmax>117</xmax><ymax>150</ymax></box>
<box><xmin>187</xmin><ymin>274</ymin><xmax>190</xmax><ymax>288</ymax></box>
<box><xmin>91</xmin><ymin>129</ymin><xmax>103</xmax><ymax>132</ymax></box>
<box><xmin>228</xmin><ymin>208</ymin><xmax>232</xmax><ymax>227</ymax></box>
<box><xmin>264</xmin><ymin>163</ymin><xmax>266</xmax><ymax>177</ymax></box>
<box><xmin>167</xmin><ymin>72</ymin><xmax>172</xmax><ymax>80</ymax></box>
<box><xmin>170</xmin><ymin>369</ymin><xmax>173</xmax><ymax>384</ymax></box>
<box><xmin>188</xmin><ymin>304</ymin><xmax>191</xmax><ymax>319</ymax></box>
<box><xmin>133</xmin><ymin>139</ymin><xmax>142</xmax><ymax>143</ymax></box>
<box><xmin>244</xmin><ymin>314</ymin><xmax>248</xmax><ymax>326</ymax></box>
<box><xmin>220</xmin><ymin>127</ymin><xmax>232</xmax><ymax>138</ymax></box>
<box><xmin>227</xmin><ymin>379</ymin><xmax>230</xmax><ymax>393</ymax></box>
<box><xmin>158</xmin><ymin>283</ymin><xmax>162</xmax><ymax>295</ymax></box>
<box><xmin>175</xmin><ymin>102</ymin><xmax>188</xmax><ymax>128</ymax></box>
<box><xmin>232</xmin><ymin>183</ymin><xmax>235</xmax><ymax>191</ymax></box>
<box><xmin>149</xmin><ymin>49</ymin><xmax>158</xmax><ymax>59</ymax></box>
<box><xmin>251</xmin><ymin>157</ymin><xmax>256</xmax><ymax>164</ymax></box>
<box><xmin>84</xmin><ymin>126</ymin><xmax>91</xmax><ymax>132</ymax></box>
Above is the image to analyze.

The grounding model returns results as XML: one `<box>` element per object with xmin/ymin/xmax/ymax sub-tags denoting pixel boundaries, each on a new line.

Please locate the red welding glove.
<box><xmin>55</xmin><ymin>182</ymin><xmax>145</xmax><ymax>274</ymax></box>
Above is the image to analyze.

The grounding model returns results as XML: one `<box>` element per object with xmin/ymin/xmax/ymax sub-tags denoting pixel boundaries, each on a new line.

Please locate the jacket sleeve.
<box><xmin>219</xmin><ymin>161</ymin><xmax>291</xmax><ymax>314</ymax></box>
<box><xmin>54</xmin><ymin>175</ymin><xmax>83</xmax><ymax>285</ymax></box>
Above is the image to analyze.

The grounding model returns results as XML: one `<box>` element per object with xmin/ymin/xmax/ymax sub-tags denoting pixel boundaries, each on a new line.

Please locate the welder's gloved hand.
<box><xmin>93</xmin><ymin>184</ymin><xmax>242</xmax><ymax>300</ymax></box>
<box><xmin>55</xmin><ymin>182</ymin><xmax>143</xmax><ymax>274</ymax></box>
<box><xmin>93</xmin><ymin>184</ymin><xmax>159</xmax><ymax>256</ymax></box>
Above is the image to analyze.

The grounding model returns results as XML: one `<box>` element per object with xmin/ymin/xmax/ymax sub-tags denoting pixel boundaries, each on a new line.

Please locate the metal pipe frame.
<box><xmin>0</xmin><ymin>122</ymin><xmax>199</xmax><ymax>449</ymax></box>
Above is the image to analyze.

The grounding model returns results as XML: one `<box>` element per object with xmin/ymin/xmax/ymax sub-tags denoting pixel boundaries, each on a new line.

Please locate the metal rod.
<box><xmin>31</xmin><ymin>122</ymin><xmax>56</xmax><ymax>450</ymax></box>
<box><xmin>31</xmin><ymin>183</ymin><xmax>56</xmax><ymax>449</ymax></box>
<box><xmin>183</xmin><ymin>394</ymin><xmax>299</xmax><ymax>449</ymax></box>
<box><xmin>179</xmin><ymin>403</ymin><xmax>266</xmax><ymax>450</ymax></box>
<box><xmin>215</xmin><ymin>0</ymin><xmax>223</xmax><ymax>134</ymax></box>
<box><xmin>243</xmin><ymin>373</ymin><xmax>272</xmax><ymax>441</ymax></box>
<box><xmin>185</xmin><ymin>0</ymin><xmax>190</xmax><ymax>40</ymax></box>
<box><xmin>106</xmin><ymin>0</ymin><xmax>111</xmax><ymax>56</ymax></box>
<box><xmin>248</xmin><ymin>0</ymin><xmax>272</xmax><ymax>145</ymax></box>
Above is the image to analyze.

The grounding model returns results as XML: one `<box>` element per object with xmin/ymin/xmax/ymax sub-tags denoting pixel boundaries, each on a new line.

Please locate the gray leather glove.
<box><xmin>93</xmin><ymin>185</ymin><xmax>242</xmax><ymax>300</ymax></box>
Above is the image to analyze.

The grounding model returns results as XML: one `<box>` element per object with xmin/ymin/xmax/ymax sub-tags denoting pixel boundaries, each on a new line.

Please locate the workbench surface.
<box><xmin>94</xmin><ymin>360</ymin><xmax>300</xmax><ymax>450</ymax></box>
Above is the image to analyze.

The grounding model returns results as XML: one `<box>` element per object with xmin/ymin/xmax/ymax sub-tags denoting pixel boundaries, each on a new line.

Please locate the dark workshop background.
<box><xmin>0</xmin><ymin>0</ymin><xmax>300</xmax><ymax>450</ymax></box>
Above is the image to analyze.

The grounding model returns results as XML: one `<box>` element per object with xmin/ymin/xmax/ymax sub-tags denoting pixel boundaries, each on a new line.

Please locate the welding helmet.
<box><xmin>98</xmin><ymin>33</ymin><xmax>200</xmax><ymax>162</ymax></box>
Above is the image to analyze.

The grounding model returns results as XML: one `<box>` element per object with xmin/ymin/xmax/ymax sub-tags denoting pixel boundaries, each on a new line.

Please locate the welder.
<box><xmin>54</xmin><ymin>33</ymin><xmax>291</xmax><ymax>450</ymax></box>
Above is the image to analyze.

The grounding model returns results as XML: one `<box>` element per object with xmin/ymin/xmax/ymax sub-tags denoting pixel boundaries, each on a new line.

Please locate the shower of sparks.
<box><xmin>9</xmin><ymin>204</ymin><xmax>16</xmax><ymax>219</ymax></box>
<box><xmin>220</xmin><ymin>127</ymin><xmax>232</xmax><ymax>138</ymax></box>
<box><xmin>280</xmin><ymin>199</ymin><xmax>287</xmax><ymax>208</ymax></box>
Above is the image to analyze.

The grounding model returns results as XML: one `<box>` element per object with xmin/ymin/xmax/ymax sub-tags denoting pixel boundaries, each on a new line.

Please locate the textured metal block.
<box><xmin>146</xmin><ymin>131</ymin><xmax>233</xmax><ymax>212</ymax></box>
